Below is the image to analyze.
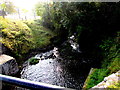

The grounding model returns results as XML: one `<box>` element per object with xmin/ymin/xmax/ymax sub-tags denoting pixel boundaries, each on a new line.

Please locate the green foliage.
<box><xmin>85</xmin><ymin>32</ymin><xmax>120</xmax><ymax>89</ymax></box>
<box><xmin>35</xmin><ymin>2</ymin><xmax>45</xmax><ymax>17</ymax></box>
<box><xmin>0</xmin><ymin>17</ymin><xmax>55</xmax><ymax>57</ymax></box>
<box><xmin>85</xmin><ymin>69</ymin><xmax>110</xmax><ymax>89</ymax></box>
<box><xmin>39</xmin><ymin>2</ymin><xmax>120</xmax><ymax>52</ymax></box>
<box><xmin>99</xmin><ymin>38</ymin><xmax>114</xmax><ymax>52</ymax></box>
<box><xmin>28</xmin><ymin>57</ymin><xmax>39</xmax><ymax>65</ymax></box>
<box><xmin>24</xmin><ymin>20</ymin><xmax>55</xmax><ymax>48</ymax></box>
<box><xmin>0</xmin><ymin>17</ymin><xmax>33</xmax><ymax>57</ymax></box>
<box><xmin>0</xmin><ymin>1</ymin><xmax>16</xmax><ymax>18</ymax></box>
<box><xmin>36</xmin><ymin>2</ymin><xmax>120</xmax><ymax>45</ymax></box>
<box><xmin>108</xmin><ymin>53</ymin><xmax>120</xmax><ymax>74</ymax></box>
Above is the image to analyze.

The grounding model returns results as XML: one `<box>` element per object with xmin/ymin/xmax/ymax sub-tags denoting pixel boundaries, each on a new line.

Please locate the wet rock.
<box><xmin>0</xmin><ymin>54</ymin><xmax>19</xmax><ymax>75</ymax></box>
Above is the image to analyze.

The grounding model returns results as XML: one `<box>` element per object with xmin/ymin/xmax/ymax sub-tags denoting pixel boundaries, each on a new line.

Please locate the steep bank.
<box><xmin>83</xmin><ymin>31</ymin><xmax>120</xmax><ymax>89</ymax></box>
<box><xmin>0</xmin><ymin>17</ymin><xmax>55</xmax><ymax>64</ymax></box>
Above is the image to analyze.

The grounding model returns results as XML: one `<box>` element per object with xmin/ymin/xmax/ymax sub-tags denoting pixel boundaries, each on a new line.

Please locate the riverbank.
<box><xmin>83</xmin><ymin>32</ymin><xmax>120</xmax><ymax>89</ymax></box>
<box><xmin>84</xmin><ymin>69</ymin><xmax>120</xmax><ymax>89</ymax></box>
<box><xmin>0</xmin><ymin>17</ymin><xmax>55</xmax><ymax>63</ymax></box>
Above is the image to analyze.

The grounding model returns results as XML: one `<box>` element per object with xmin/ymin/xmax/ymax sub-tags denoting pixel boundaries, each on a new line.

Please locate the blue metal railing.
<box><xmin>0</xmin><ymin>74</ymin><xmax>74</xmax><ymax>90</ymax></box>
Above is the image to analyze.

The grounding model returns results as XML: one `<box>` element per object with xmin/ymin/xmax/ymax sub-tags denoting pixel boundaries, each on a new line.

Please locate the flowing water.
<box><xmin>21</xmin><ymin>36</ymin><xmax>91</xmax><ymax>89</ymax></box>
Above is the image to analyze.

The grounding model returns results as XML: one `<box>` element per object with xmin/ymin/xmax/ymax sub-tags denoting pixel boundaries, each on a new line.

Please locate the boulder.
<box><xmin>0</xmin><ymin>54</ymin><xmax>19</xmax><ymax>75</ymax></box>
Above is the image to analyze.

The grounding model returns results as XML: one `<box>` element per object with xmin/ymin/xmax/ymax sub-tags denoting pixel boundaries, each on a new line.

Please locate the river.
<box><xmin>21</xmin><ymin>36</ymin><xmax>91</xmax><ymax>89</ymax></box>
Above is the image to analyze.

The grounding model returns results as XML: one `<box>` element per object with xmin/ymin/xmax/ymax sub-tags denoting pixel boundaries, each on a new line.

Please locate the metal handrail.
<box><xmin>0</xmin><ymin>74</ymin><xmax>74</xmax><ymax>90</ymax></box>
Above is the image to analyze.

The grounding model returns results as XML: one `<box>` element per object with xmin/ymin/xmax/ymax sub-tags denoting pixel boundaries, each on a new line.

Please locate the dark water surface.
<box><xmin>21</xmin><ymin>36</ymin><xmax>91</xmax><ymax>89</ymax></box>
<box><xmin>21</xmin><ymin>47</ymin><xmax>91</xmax><ymax>89</ymax></box>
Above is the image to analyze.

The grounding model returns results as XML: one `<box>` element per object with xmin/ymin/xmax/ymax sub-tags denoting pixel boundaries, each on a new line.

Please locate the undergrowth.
<box><xmin>0</xmin><ymin>17</ymin><xmax>55</xmax><ymax>57</ymax></box>
<box><xmin>24</xmin><ymin>21</ymin><xmax>55</xmax><ymax>48</ymax></box>
<box><xmin>85</xmin><ymin>32</ymin><xmax>120</xmax><ymax>89</ymax></box>
<box><xmin>0</xmin><ymin>17</ymin><xmax>33</xmax><ymax>57</ymax></box>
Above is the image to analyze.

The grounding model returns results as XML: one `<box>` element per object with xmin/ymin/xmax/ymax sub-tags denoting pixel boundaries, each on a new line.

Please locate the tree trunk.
<box><xmin>2</xmin><ymin>10</ymin><xmax>6</xmax><ymax>18</ymax></box>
